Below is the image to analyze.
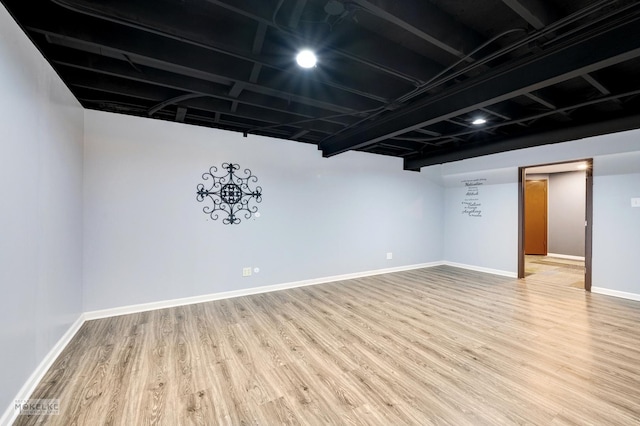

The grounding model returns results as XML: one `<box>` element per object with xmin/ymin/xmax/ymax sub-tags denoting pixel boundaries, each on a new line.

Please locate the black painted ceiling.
<box><xmin>3</xmin><ymin>0</ymin><xmax>640</xmax><ymax>169</ymax></box>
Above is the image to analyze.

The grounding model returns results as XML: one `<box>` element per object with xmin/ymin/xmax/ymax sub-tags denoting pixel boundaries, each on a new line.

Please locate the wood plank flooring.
<box><xmin>525</xmin><ymin>255</ymin><xmax>585</xmax><ymax>289</ymax></box>
<box><xmin>14</xmin><ymin>266</ymin><xmax>640</xmax><ymax>425</ymax></box>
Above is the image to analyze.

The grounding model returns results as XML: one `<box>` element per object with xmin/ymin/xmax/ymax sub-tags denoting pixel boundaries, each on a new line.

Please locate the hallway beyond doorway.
<box><xmin>525</xmin><ymin>255</ymin><xmax>585</xmax><ymax>289</ymax></box>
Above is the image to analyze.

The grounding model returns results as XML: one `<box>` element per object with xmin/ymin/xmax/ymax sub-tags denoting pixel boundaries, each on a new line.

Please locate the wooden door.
<box><xmin>524</xmin><ymin>180</ymin><xmax>547</xmax><ymax>255</ymax></box>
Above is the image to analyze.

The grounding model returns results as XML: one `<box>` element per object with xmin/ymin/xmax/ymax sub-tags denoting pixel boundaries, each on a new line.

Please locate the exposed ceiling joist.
<box><xmin>326</xmin><ymin>26</ymin><xmax>442</xmax><ymax>84</ymax></box>
<box><xmin>205</xmin><ymin>0</ymin><xmax>442</xmax><ymax>84</ymax></box>
<box><xmin>30</xmin><ymin>24</ymin><xmax>377</xmax><ymax>114</ymax></box>
<box><xmin>228</xmin><ymin>83</ymin><xmax>245</xmax><ymax>98</ymax></box>
<box><xmin>582</xmin><ymin>73</ymin><xmax>611</xmax><ymax>95</ymax></box>
<box><xmin>502</xmin><ymin>0</ymin><xmax>558</xmax><ymax>29</ymax></box>
<box><xmin>52</xmin><ymin>0</ymin><xmax>259</xmax><ymax>64</ymax></box>
<box><xmin>49</xmin><ymin>48</ymin><xmax>355</xmax><ymax>128</ymax></box>
<box><xmin>288</xmin><ymin>0</ymin><xmax>308</xmax><ymax>28</ymax></box>
<box><xmin>351</xmin><ymin>0</ymin><xmax>483</xmax><ymax>59</ymax></box>
<box><xmin>291</xmin><ymin>129</ymin><xmax>310</xmax><ymax>139</ymax></box>
<box><xmin>69</xmin><ymin>73</ymin><xmax>344</xmax><ymax>134</ymax></box>
<box><xmin>415</xmin><ymin>129</ymin><xmax>442</xmax><ymax>137</ymax></box>
<box><xmin>252</xmin><ymin>22</ymin><xmax>268</xmax><ymax>54</ymax></box>
<box><xmin>480</xmin><ymin>107</ymin><xmax>510</xmax><ymax>120</ymax></box>
<box><xmin>321</xmin><ymin>17</ymin><xmax>640</xmax><ymax>158</ymax></box>
<box><xmin>175</xmin><ymin>106</ymin><xmax>187</xmax><ymax>122</ymax></box>
<box><xmin>404</xmin><ymin>113</ymin><xmax>640</xmax><ymax>169</ymax></box>
<box><xmin>525</xmin><ymin>92</ymin><xmax>558</xmax><ymax>109</ymax></box>
<box><xmin>400</xmin><ymin>87</ymin><xmax>640</xmax><ymax>146</ymax></box>
<box><xmin>2</xmin><ymin>0</ymin><xmax>639</xmax><ymax>167</ymax></box>
<box><xmin>148</xmin><ymin>93</ymin><xmax>204</xmax><ymax>116</ymax></box>
<box><xmin>42</xmin><ymin>0</ymin><xmax>399</xmax><ymax>104</ymax></box>
<box><xmin>230</xmin><ymin>23</ymin><xmax>268</xmax><ymax>99</ymax></box>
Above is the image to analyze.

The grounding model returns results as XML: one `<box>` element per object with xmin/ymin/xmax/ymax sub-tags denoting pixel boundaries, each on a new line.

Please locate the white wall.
<box><xmin>0</xmin><ymin>3</ymin><xmax>84</xmax><ymax>416</ymax></box>
<box><xmin>436</xmin><ymin>131</ymin><xmax>640</xmax><ymax>293</ymax></box>
<box><xmin>83</xmin><ymin>110</ymin><xmax>444</xmax><ymax>311</ymax></box>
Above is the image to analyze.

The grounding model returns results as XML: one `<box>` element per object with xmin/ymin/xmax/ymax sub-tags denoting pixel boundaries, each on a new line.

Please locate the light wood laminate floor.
<box><xmin>525</xmin><ymin>255</ymin><xmax>585</xmax><ymax>289</ymax></box>
<box><xmin>15</xmin><ymin>266</ymin><xmax>640</xmax><ymax>425</ymax></box>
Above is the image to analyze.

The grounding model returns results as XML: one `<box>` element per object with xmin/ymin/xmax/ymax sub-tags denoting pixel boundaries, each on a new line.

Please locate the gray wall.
<box><xmin>82</xmin><ymin>110</ymin><xmax>444</xmax><ymax>311</ymax></box>
<box><xmin>82</xmin><ymin>110</ymin><xmax>640</xmax><ymax>310</ymax></box>
<box><xmin>548</xmin><ymin>171</ymin><xmax>586</xmax><ymax>257</ymax></box>
<box><xmin>0</xmin><ymin>3</ymin><xmax>84</xmax><ymax>416</ymax></box>
<box><xmin>437</xmin><ymin>131</ymin><xmax>640</xmax><ymax>294</ymax></box>
<box><xmin>593</xmin><ymin>151</ymin><xmax>640</xmax><ymax>294</ymax></box>
<box><xmin>443</xmin><ymin>168</ymin><xmax>518</xmax><ymax>274</ymax></box>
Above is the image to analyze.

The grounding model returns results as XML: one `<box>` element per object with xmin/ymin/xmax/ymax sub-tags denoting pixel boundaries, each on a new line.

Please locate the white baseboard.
<box><xmin>442</xmin><ymin>261</ymin><xmax>517</xmax><ymax>278</ymax></box>
<box><xmin>591</xmin><ymin>287</ymin><xmax>640</xmax><ymax>302</ymax></box>
<box><xmin>547</xmin><ymin>253</ymin><xmax>585</xmax><ymax>261</ymax></box>
<box><xmin>84</xmin><ymin>262</ymin><xmax>443</xmax><ymax>320</ymax></box>
<box><xmin>0</xmin><ymin>314</ymin><xmax>85</xmax><ymax>426</ymax></box>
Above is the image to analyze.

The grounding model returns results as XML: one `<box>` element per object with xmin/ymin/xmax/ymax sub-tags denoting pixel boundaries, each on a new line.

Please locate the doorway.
<box><xmin>517</xmin><ymin>159</ymin><xmax>593</xmax><ymax>291</ymax></box>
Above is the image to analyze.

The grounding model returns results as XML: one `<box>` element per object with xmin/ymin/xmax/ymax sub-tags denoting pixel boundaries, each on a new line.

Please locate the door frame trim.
<box><xmin>517</xmin><ymin>159</ymin><xmax>593</xmax><ymax>291</ymax></box>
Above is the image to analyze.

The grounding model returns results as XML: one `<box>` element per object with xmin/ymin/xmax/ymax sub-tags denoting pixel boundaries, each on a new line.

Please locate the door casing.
<box><xmin>518</xmin><ymin>159</ymin><xmax>593</xmax><ymax>291</ymax></box>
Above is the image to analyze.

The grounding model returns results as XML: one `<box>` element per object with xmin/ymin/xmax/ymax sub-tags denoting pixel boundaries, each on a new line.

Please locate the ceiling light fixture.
<box><xmin>296</xmin><ymin>49</ymin><xmax>317</xmax><ymax>68</ymax></box>
<box><xmin>472</xmin><ymin>118</ymin><xmax>487</xmax><ymax>125</ymax></box>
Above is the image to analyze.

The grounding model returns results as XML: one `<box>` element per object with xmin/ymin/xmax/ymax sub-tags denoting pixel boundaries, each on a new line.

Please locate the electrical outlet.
<box><xmin>386</xmin><ymin>252</ymin><xmax>393</xmax><ymax>260</ymax></box>
<box><xmin>632</xmin><ymin>197</ymin><xmax>640</xmax><ymax>208</ymax></box>
<box><xmin>242</xmin><ymin>267</ymin><xmax>252</xmax><ymax>277</ymax></box>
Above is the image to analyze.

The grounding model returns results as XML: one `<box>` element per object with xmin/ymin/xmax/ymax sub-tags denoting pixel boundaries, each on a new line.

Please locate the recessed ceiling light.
<box><xmin>296</xmin><ymin>50</ymin><xmax>317</xmax><ymax>68</ymax></box>
<box><xmin>471</xmin><ymin>118</ymin><xmax>487</xmax><ymax>125</ymax></box>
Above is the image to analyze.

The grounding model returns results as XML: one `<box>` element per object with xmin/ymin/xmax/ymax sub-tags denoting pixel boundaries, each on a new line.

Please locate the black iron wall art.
<box><xmin>196</xmin><ymin>163</ymin><xmax>262</xmax><ymax>224</ymax></box>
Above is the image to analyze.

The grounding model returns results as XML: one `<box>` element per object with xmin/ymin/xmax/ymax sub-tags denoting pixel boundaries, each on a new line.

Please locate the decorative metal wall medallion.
<box><xmin>196</xmin><ymin>163</ymin><xmax>262</xmax><ymax>224</ymax></box>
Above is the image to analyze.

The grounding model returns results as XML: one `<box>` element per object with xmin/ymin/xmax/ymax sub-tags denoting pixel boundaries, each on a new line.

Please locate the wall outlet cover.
<box><xmin>386</xmin><ymin>252</ymin><xmax>393</xmax><ymax>260</ymax></box>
